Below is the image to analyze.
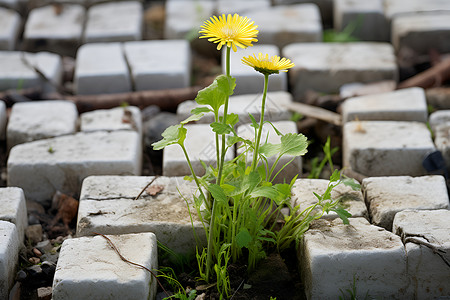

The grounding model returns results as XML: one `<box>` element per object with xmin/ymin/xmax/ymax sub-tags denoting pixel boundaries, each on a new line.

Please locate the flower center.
<box><xmin>222</xmin><ymin>26</ymin><xmax>236</xmax><ymax>40</ymax></box>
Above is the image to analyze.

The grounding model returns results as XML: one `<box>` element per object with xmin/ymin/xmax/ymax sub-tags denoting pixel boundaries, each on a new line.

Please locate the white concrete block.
<box><xmin>333</xmin><ymin>0</ymin><xmax>388</xmax><ymax>41</ymax></box>
<box><xmin>362</xmin><ymin>176</ymin><xmax>449</xmax><ymax>231</ymax></box>
<box><xmin>237</xmin><ymin>121</ymin><xmax>302</xmax><ymax>183</ymax></box>
<box><xmin>84</xmin><ymin>1</ymin><xmax>143</xmax><ymax>43</ymax></box>
<box><xmin>299</xmin><ymin>217</ymin><xmax>410</xmax><ymax>299</ymax></box>
<box><xmin>341</xmin><ymin>87</ymin><xmax>428</xmax><ymax>123</ymax></box>
<box><xmin>80</xmin><ymin>106</ymin><xmax>142</xmax><ymax>136</ymax></box>
<box><xmin>0</xmin><ymin>8</ymin><xmax>21</xmax><ymax>50</ymax></box>
<box><xmin>74</xmin><ymin>43</ymin><xmax>132</xmax><ymax>95</ymax></box>
<box><xmin>164</xmin><ymin>0</ymin><xmax>215</xmax><ymax>39</ymax></box>
<box><xmin>0</xmin><ymin>51</ymin><xmax>63</xmax><ymax>93</ymax></box>
<box><xmin>23</xmin><ymin>4</ymin><xmax>85</xmax><ymax>56</ymax></box>
<box><xmin>76</xmin><ymin>176</ymin><xmax>205</xmax><ymax>255</ymax></box>
<box><xmin>216</xmin><ymin>0</ymin><xmax>270</xmax><ymax>15</ymax></box>
<box><xmin>163</xmin><ymin>123</ymin><xmax>235</xmax><ymax>176</ymax></box>
<box><xmin>0</xmin><ymin>221</ymin><xmax>19</xmax><ymax>300</ymax></box>
<box><xmin>343</xmin><ymin>121</ymin><xmax>435</xmax><ymax>176</ymax></box>
<box><xmin>225</xmin><ymin>44</ymin><xmax>287</xmax><ymax>95</ymax></box>
<box><xmin>272</xmin><ymin>0</ymin><xmax>333</xmax><ymax>26</ymax></box>
<box><xmin>0</xmin><ymin>100</ymin><xmax>7</xmax><ymax>140</ymax></box>
<box><xmin>7</xmin><ymin>131</ymin><xmax>142</xmax><ymax>204</ymax></box>
<box><xmin>392</xmin><ymin>11</ymin><xmax>450</xmax><ymax>55</ymax></box>
<box><xmin>0</xmin><ymin>187</ymin><xmax>27</xmax><ymax>245</ymax></box>
<box><xmin>429</xmin><ymin>109</ymin><xmax>450</xmax><ymax>131</ymax></box>
<box><xmin>123</xmin><ymin>40</ymin><xmax>191</xmax><ymax>91</ymax></box>
<box><xmin>283</xmin><ymin>43</ymin><xmax>398</xmax><ymax>99</ymax></box>
<box><xmin>52</xmin><ymin>232</ymin><xmax>157</xmax><ymax>300</ymax></box>
<box><xmin>177</xmin><ymin>91</ymin><xmax>293</xmax><ymax>125</ymax></box>
<box><xmin>291</xmin><ymin>178</ymin><xmax>367</xmax><ymax>220</ymax></box>
<box><xmin>245</xmin><ymin>4</ymin><xmax>322</xmax><ymax>49</ymax></box>
<box><xmin>433</xmin><ymin>124</ymin><xmax>450</xmax><ymax>169</ymax></box>
<box><xmin>393</xmin><ymin>209</ymin><xmax>450</xmax><ymax>299</ymax></box>
<box><xmin>384</xmin><ymin>0</ymin><xmax>450</xmax><ymax>20</ymax></box>
<box><xmin>7</xmin><ymin>100</ymin><xmax>78</xmax><ymax>150</ymax></box>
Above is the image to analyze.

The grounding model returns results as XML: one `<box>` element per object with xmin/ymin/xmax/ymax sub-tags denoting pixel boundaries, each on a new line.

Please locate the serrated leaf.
<box><xmin>259</xmin><ymin>143</ymin><xmax>281</xmax><ymax>158</ymax></box>
<box><xmin>191</xmin><ymin>106</ymin><xmax>211</xmax><ymax>115</ymax></box>
<box><xmin>152</xmin><ymin>124</ymin><xmax>185</xmax><ymax>150</ymax></box>
<box><xmin>226</xmin><ymin>113</ymin><xmax>239</xmax><ymax>127</ymax></box>
<box><xmin>211</xmin><ymin>122</ymin><xmax>232</xmax><ymax>135</ymax></box>
<box><xmin>195</xmin><ymin>75</ymin><xmax>235</xmax><ymax>114</ymax></box>
<box><xmin>216</xmin><ymin>74</ymin><xmax>236</xmax><ymax>96</ymax></box>
<box><xmin>207</xmin><ymin>184</ymin><xmax>227</xmax><ymax>204</ymax></box>
<box><xmin>329</xmin><ymin>169</ymin><xmax>341</xmax><ymax>182</ymax></box>
<box><xmin>331</xmin><ymin>207</ymin><xmax>352</xmax><ymax>225</ymax></box>
<box><xmin>280</xmin><ymin>133</ymin><xmax>308</xmax><ymax>156</ymax></box>
<box><xmin>236</xmin><ymin>227</ymin><xmax>252</xmax><ymax>248</ymax></box>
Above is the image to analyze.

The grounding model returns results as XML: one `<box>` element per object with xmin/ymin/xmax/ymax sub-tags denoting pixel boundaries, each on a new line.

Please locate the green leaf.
<box><xmin>152</xmin><ymin>124</ymin><xmax>185</xmax><ymax>150</ymax></box>
<box><xmin>211</xmin><ymin>122</ymin><xmax>232</xmax><ymax>135</ymax></box>
<box><xmin>341</xmin><ymin>177</ymin><xmax>361</xmax><ymax>191</ymax></box>
<box><xmin>191</xmin><ymin>106</ymin><xmax>211</xmax><ymax>115</ymax></box>
<box><xmin>220</xmin><ymin>184</ymin><xmax>236</xmax><ymax>194</ymax></box>
<box><xmin>265</xmin><ymin>121</ymin><xmax>282</xmax><ymax>136</ymax></box>
<box><xmin>181</xmin><ymin>113</ymin><xmax>205</xmax><ymax>125</ymax></box>
<box><xmin>248</xmin><ymin>113</ymin><xmax>259</xmax><ymax>130</ymax></box>
<box><xmin>273</xmin><ymin>183</ymin><xmax>292</xmax><ymax>200</ymax></box>
<box><xmin>331</xmin><ymin>207</ymin><xmax>352</xmax><ymax>225</ymax></box>
<box><xmin>259</xmin><ymin>143</ymin><xmax>281</xmax><ymax>158</ymax></box>
<box><xmin>195</xmin><ymin>75</ymin><xmax>235</xmax><ymax>114</ymax></box>
<box><xmin>329</xmin><ymin>169</ymin><xmax>340</xmax><ymax>182</ymax></box>
<box><xmin>279</xmin><ymin>133</ymin><xmax>308</xmax><ymax>156</ymax></box>
<box><xmin>250</xmin><ymin>186</ymin><xmax>279</xmax><ymax>200</ymax></box>
<box><xmin>216</xmin><ymin>74</ymin><xmax>236</xmax><ymax>96</ymax></box>
<box><xmin>207</xmin><ymin>184</ymin><xmax>227</xmax><ymax>204</ymax></box>
<box><xmin>236</xmin><ymin>228</ymin><xmax>252</xmax><ymax>248</ymax></box>
<box><xmin>226</xmin><ymin>113</ymin><xmax>239</xmax><ymax>127</ymax></box>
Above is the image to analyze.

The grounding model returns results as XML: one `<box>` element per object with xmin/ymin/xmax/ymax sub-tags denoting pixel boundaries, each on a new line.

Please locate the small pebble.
<box><xmin>33</xmin><ymin>248</ymin><xmax>43</xmax><ymax>257</ymax></box>
<box><xmin>37</xmin><ymin>286</ymin><xmax>52</xmax><ymax>300</ymax></box>
<box><xmin>28</xmin><ymin>257</ymin><xmax>41</xmax><ymax>264</ymax></box>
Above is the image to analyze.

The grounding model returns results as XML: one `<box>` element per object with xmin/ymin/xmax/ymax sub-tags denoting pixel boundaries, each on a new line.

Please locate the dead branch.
<box><xmin>397</xmin><ymin>58</ymin><xmax>450</xmax><ymax>89</ymax></box>
<box><xmin>404</xmin><ymin>236</ymin><xmax>450</xmax><ymax>268</ymax></box>
<box><xmin>283</xmin><ymin>102</ymin><xmax>342</xmax><ymax>126</ymax></box>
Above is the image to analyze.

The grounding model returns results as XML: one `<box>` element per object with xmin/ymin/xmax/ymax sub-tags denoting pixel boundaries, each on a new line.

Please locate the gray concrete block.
<box><xmin>429</xmin><ymin>109</ymin><xmax>450</xmax><ymax>131</ymax></box>
<box><xmin>7</xmin><ymin>131</ymin><xmax>142</xmax><ymax>204</ymax></box>
<box><xmin>362</xmin><ymin>176</ymin><xmax>449</xmax><ymax>231</ymax></box>
<box><xmin>0</xmin><ymin>100</ymin><xmax>6</xmax><ymax>140</ymax></box>
<box><xmin>123</xmin><ymin>40</ymin><xmax>191</xmax><ymax>91</ymax></box>
<box><xmin>83</xmin><ymin>1</ymin><xmax>143</xmax><ymax>43</ymax></box>
<box><xmin>272</xmin><ymin>0</ymin><xmax>333</xmax><ymax>26</ymax></box>
<box><xmin>80</xmin><ymin>106</ymin><xmax>142</xmax><ymax>136</ymax></box>
<box><xmin>393</xmin><ymin>209</ymin><xmax>450</xmax><ymax>299</ymax></box>
<box><xmin>217</xmin><ymin>0</ymin><xmax>270</xmax><ymax>15</ymax></box>
<box><xmin>7</xmin><ymin>100</ymin><xmax>78</xmax><ymax>150</ymax></box>
<box><xmin>76</xmin><ymin>176</ymin><xmax>205</xmax><ymax>255</ymax></box>
<box><xmin>0</xmin><ymin>187</ymin><xmax>28</xmax><ymax>245</ymax></box>
<box><xmin>283</xmin><ymin>43</ymin><xmax>397</xmax><ymax>99</ymax></box>
<box><xmin>0</xmin><ymin>8</ymin><xmax>21</xmax><ymax>50</ymax></box>
<box><xmin>384</xmin><ymin>0</ymin><xmax>450</xmax><ymax>20</ymax></box>
<box><xmin>341</xmin><ymin>87</ymin><xmax>428</xmax><ymax>123</ymax></box>
<box><xmin>299</xmin><ymin>217</ymin><xmax>410</xmax><ymax>299</ymax></box>
<box><xmin>433</xmin><ymin>123</ymin><xmax>450</xmax><ymax>169</ymax></box>
<box><xmin>343</xmin><ymin>121</ymin><xmax>435</xmax><ymax>176</ymax></box>
<box><xmin>0</xmin><ymin>221</ymin><xmax>19</xmax><ymax>300</ymax></box>
<box><xmin>74</xmin><ymin>43</ymin><xmax>132</xmax><ymax>95</ymax></box>
<box><xmin>52</xmin><ymin>232</ymin><xmax>157</xmax><ymax>300</ymax></box>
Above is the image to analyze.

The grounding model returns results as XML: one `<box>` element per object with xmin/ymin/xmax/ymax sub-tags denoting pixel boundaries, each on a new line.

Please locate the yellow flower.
<box><xmin>241</xmin><ymin>53</ymin><xmax>295</xmax><ymax>75</ymax></box>
<box><xmin>199</xmin><ymin>14</ymin><xmax>258</xmax><ymax>52</ymax></box>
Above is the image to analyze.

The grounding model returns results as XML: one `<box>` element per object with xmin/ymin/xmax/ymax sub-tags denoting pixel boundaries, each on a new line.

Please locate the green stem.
<box><xmin>180</xmin><ymin>144</ymin><xmax>206</xmax><ymax>202</ymax></box>
<box><xmin>251</xmin><ymin>73</ymin><xmax>269</xmax><ymax>171</ymax></box>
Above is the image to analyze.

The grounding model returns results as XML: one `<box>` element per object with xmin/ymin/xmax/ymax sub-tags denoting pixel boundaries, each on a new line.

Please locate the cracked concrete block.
<box><xmin>0</xmin><ymin>221</ymin><xmax>19</xmax><ymax>300</ymax></box>
<box><xmin>76</xmin><ymin>176</ymin><xmax>205</xmax><ymax>255</ymax></box>
<box><xmin>0</xmin><ymin>187</ymin><xmax>27</xmax><ymax>245</ymax></box>
<box><xmin>0</xmin><ymin>7</ymin><xmax>21</xmax><ymax>50</ymax></box>
<box><xmin>80</xmin><ymin>106</ymin><xmax>142</xmax><ymax>136</ymax></box>
<box><xmin>52</xmin><ymin>232</ymin><xmax>157</xmax><ymax>300</ymax></box>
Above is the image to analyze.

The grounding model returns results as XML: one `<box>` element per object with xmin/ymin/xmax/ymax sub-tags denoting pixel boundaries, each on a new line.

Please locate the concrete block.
<box><xmin>0</xmin><ymin>187</ymin><xmax>27</xmax><ymax>244</ymax></box>
<box><xmin>80</xmin><ymin>106</ymin><xmax>142</xmax><ymax>136</ymax></box>
<box><xmin>0</xmin><ymin>100</ymin><xmax>7</xmax><ymax>140</ymax></box>
<box><xmin>393</xmin><ymin>209</ymin><xmax>450</xmax><ymax>299</ymax></box>
<box><xmin>7</xmin><ymin>131</ymin><xmax>142</xmax><ymax>204</ymax></box>
<box><xmin>0</xmin><ymin>0</ymin><xmax>20</xmax><ymax>10</ymax></box>
<box><xmin>0</xmin><ymin>51</ymin><xmax>63</xmax><ymax>93</ymax></box>
<box><xmin>177</xmin><ymin>91</ymin><xmax>293</xmax><ymax>125</ymax></box>
<box><xmin>343</xmin><ymin>121</ymin><xmax>435</xmax><ymax>176</ymax></box>
<box><xmin>246</xmin><ymin>4</ymin><xmax>322</xmax><ymax>49</ymax></box>
<box><xmin>291</xmin><ymin>178</ymin><xmax>367</xmax><ymax>220</ymax></box>
<box><xmin>7</xmin><ymin>100</ymin><xmax>78</xmax><ymax>150</ymax></box>
<box><xmin>84</xmin><ymin>1</ymin><xmax>143</xmax><ymax>43</ymax></box>
<box><xmin>0</xmin><ymin>221</ymin><xmax>19</xmax><ymax>300</ymax></box>
<box><xmin>299</xmin><ymin>217</ymin><xmax>410</xmax><ymax>299</ymax></box>
<box><xmin>339</xmin><ymin>80</ymin><xmax>396</xmax><ymax>99</ymax></box>
<box><xmin>341</xmin><ymin>87</ymin><xmax>427</xmax><ymax>123</ymax></box>
<box><xmin>272</xmin><ymin>0</ymin><xmax>333</xmax><ymax>26</ymax></box>
<box><xmin>164</xmin><ymin>0</ymin><xmax>214</xmax><ymax>39</ymax></box>
<box><xmin>74</xmin><ymin>43</ymin><xmax>132</xmax><ymax>95</ymax></box>
<box><xmin>429</xmin><ymin>109</ymin><xmax>450</xmax><ymax>131</ymax></box>
<box><xmin>217</xmin><ymin>0</ymin><xmax>270</xmax><ymax>15</ymax></box>
<box><xmin>433</xmin><ymin>124</ymin><xmax>450</xmax><ymax>169</ymax></box>
<box><xmin>163</xmin><ymin>123</ymin><xmax>234</xmax><ymax>176</ymax></box>
<box><xmin>384</xmin><ymin>0</ymin><xmax>450</xmax><ymax>20</ymax></box>
<box><xmin>392</xmin><ymin>11</ymin><xmax>450</xmax><ymax>55</ymax></box>
<box><xmin>236</xmin><ymin>121</ymin><xmax>302</xmax><ymax>183</ymax></box>
<box><xmin>76</xmin><ymin>176</ymin><xmax>205</xmax><ymax>255</ymax></box>
<box><xmin>333</xmin><ymin>0</ymin><xmax>388</xmax><ymax>41</ymax></box>
<box><xmin>123</xmin><ymin>40</ymin><xmax>191</xmax><ymax>91</ymax></box>
<box><xmin>0</xmin><ymin>8</ymin><xmax>21</xmax><ymax>50</ymax></box>
<box><xmin>283</xmin><ymin>43</ymin><xmax>397</xmax><ymax>99</ymax></box>
<box><xmin>23</xmin><ymin>4</ymin><xmax>85</xmax><ymax>56</ymax></box>
<box><xmin>52</xmin><ymin>232</ymin><xmax>157</xmax><ymax>300</ymax></box>
<box><xmin>362</xmin><ymin>175</ymin><xmax>449</xmax><ymax>231</ymax></box>
<box><xmin>225</xmin><ymin>44</ymin><xmax>287</xmax><ymax>95</ymax></box>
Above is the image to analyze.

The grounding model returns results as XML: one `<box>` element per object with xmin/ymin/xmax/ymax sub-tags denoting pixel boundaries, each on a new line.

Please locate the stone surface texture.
<box><xmin>0</xmin><ymin>7</ymin><xmax>21</xmax><ymax>50</ymax></box>
<box><xmin>0</xmin><ymin>100</ymin><xmax>6</xmax><ymax>140</ymax></box>
<box><xmin>80</xmin><ymin>106</ymin><xmax>142</xmax><ymax>135</ymax></box>
<box><xmin>0</xmin><ymin>221</ymin><xmax>19</xmax><ymax>300</ymax></box>
<box><xmin>384</xmin><ymin>0</ymin><xmax>450</xmax><ymax>20</ymax></box>
<box><xmin>217</xmin><ymin>0</ymin><xmax>270</xmax><ymax>14</ymax></box>
<box><xmin>0</xmin><ymin>187</ymin><xmax>28</xmax><ymax>244</ymax></box>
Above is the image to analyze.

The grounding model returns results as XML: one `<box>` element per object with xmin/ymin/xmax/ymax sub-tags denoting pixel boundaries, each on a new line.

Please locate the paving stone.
<box><xmin>362</xmin><ymin>175</ymin><xmax>449</xmax><ymax>231</ymax></box>
<box><xmin>83</xmin><ymin>1</ymin><xmax>143</xmax><ymax>43</ymax></box>
<box><xmin>216</xmin><ymin>0</ymin><xmax>270</xmax><ymax>15</ymax></box>
<box><xmin>76</xmin><ymin>175</ymin><xmax>205</xmax><ymax>255</ymax></box>
<box><xmin>225</xmin><ymin>44</ymin><xmax>287</xmax><ymax>95</ymax></box>
<box><xmin>0</xmin><ymin>0</ymin><xmax>21</xmax><ymax>10</ymax></box>
<box><xmin>7</xmin><ymin>100</ymin><xmax>78</xmax><ymax>151</ymax></box>
<box><xmin>163</xmin><ymin>123</ymin><xmax>235</xmax><ymax>176</ymax></box>
<box><xmin>341</xmin><ymin>87</ymin><xmax>427</xmax><ymax>123</ymax></box>
<box><xmin>393</xmin><ymin>209</ymin><xmax>450</xmax><ymax>299</ymax></box>
<box><xmin>236</xmin><ymin>121</ymin><xmax>302</xmax><ymax>183</ymax></box>
<box><xmin>7</xmin><ymin>131</ymin><xmax>142</xmax><ymax>204</ymax></box>
<box><xmin>177</xmin><ymin>91</ymin><xmax>293</xmax><ymax>125</ymax></box>
<box><xmin>433</xmin><ymin>123</ymin><xmax>450</xmax><ymax>169</ymax></box>
<box><xmin>384</xmin><ymin>0</ymin><xmax>450</xmax><ymax>20</ymax></box>
<box><xmin>245</xmin><ymin>4</ymin><xmax>322</xmax><ymax>49</ymax></box>
<box><xmin>23</xmin><ymin>4</ymin><xmax>85</xmax><ymax>56</ymax></box>
<box><xmin>391</xmin><ymin>11</ymin><xmax>450</xmax><ymax>55</ymax></box>
<box><xmin>283</xmin><ymin>43</ymin><xmax>397</xmax><ymax>99</ymax></box>
<box><xmin>0</xmin><ymin>221</ymin><xmax>19</xmax><ymax>300</ymax></box>
<box><xmin>333</xmin><ymin>0</ymin><xmax>388</xmax><ymax>41</ymax></box>
<box><xmin>429</xmin><ymin>109</ymin><xmax>450</xmax><ymax>130</ymax></box>
<box><xmin>52</xmin><ymin>232</ymin><xmax>157</xmax><ymax>300</ymax></box>
<box><xmin>299</xmin><ymin>217</ymin><xmax>410</xmax><ymax>299</ymax></box>
<box><xmin>343</xmin><ymin>121</ymin><xmax>435</xmax><ymax>176</ymax></box>
<box><xmin>123</xmin><ymin>40</ymin><xmax>191</xmax><ymax>91</ymax></box>
<box><xmin>0</xmin><ymin>51</ymin><xmax>63</xmax><ymax>93</ymax></box>
<box><xmin>74</xmin><ymin>42</ymin><xmax>132</xmax><ymax>95</ymax></box>
<box><xmin>291</xmin><ymin>178</ymin><xmax>367</xmax><ymax>220</ymax></box>
<box><xmin>0</xmin><ymin>8</ymin><xmax>21</xmax><ymax>50</ymax></box>
<box><xmin>272</xmin><ymin>0</ymin><xmax>333</xmax><ymax>26</ymax></box>
<box><xmin>0</xmin><ymin>100</ymin><xmax>6</xmax><ymax>140</ymax></box>
<box><xmin>0</xmin><ymin>187</ymin><xmax>28</xmax><ymax>245</ymax></box>
<box><xmin>80</xmin><ymin>106</ymin><xmax>142</xmax><ymax>136</ymax></box>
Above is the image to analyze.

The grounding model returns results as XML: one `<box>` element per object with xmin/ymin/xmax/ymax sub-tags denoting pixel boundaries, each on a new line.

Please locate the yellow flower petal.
<box><xmin>241</xmin><ymin>53</ymin><xmax>295</xmax><ymax>75</ymax></box>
